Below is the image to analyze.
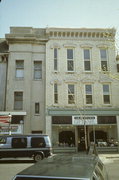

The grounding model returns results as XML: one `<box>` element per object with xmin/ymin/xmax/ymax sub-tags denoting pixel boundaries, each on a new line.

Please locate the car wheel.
<box><xmin>34</xmin><ymin>154</ymin><xmax>42</xmax><ymax>162</ymax></box>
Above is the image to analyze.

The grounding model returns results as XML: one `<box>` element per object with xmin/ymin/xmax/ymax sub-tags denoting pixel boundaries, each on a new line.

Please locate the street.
<box><xmin>0</xmin><ymin>158</ymin><xmax>34</xmax><ymax>180</ymax></box>
<box><xmin>0</xmin><ymin>154</ymin><xmax>119</xmax><ymax>180</ymax></box>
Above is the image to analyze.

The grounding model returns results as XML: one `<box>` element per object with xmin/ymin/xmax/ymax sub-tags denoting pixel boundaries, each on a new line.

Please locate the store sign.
<box><xmin>72</xmin><ymin>115</ymin><xmax>97</xmax><ymax>125</ymax></box>
<box><xmin>0</xmin><ymin>125</ymin><xmax>22</xmax><ymax>134</ymax></box>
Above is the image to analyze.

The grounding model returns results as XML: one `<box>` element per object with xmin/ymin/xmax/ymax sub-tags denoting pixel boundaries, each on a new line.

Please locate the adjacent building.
<box><xmin>0</xmin><ymin>26</ymin><xmax>119</xmax><ymax>151</ymax></box>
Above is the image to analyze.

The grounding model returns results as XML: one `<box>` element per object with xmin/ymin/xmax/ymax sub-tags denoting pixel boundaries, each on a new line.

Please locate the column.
<box><xmin>46</xmin><ymin>115</ymin><xmax>52</xmax><ymax>141</ymax></box>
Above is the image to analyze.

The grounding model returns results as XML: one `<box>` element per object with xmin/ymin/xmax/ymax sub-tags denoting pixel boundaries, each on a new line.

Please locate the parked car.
<box><xmin>12</xmin><ymin>153</ymin><xmax>108</xmax><ymax>180</ymax></box>
<box><xmin>0</xmin><ymin>134</ymin><xmax>52</xmax><ymax>162</ymax></box>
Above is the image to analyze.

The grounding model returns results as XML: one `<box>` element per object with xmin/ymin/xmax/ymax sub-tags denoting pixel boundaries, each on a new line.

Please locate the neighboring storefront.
<box><xmin>48</xmin><ymin>109</ymin><xmax>119</xmax><ymax>152</ymax></box>
<box><xmin>0</xmin><ymin>112</ymin><xmax>26</xmax><ymax>135</ymax></box>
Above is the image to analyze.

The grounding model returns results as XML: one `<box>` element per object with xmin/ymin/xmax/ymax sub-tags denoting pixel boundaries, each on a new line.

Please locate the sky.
<box><xmin>0</xmin><ymin>0</ymin><xmax>119</xmax><ymax>38</ymax></box>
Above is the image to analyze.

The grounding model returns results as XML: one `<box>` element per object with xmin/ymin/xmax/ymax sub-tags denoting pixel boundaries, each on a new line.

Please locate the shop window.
<box><xmin>31</xmin><ymin>137</ymin><xmax>45</xmax><ymax>148</ymax></box>
<box><xmin>59</xmin><ymin>131</ymin><xmax>75</xmax><ymax>147</ymax></box>
<box><xmin>12</xmin><ymin>138</ymin><xmax>27</xmax><ymax>148</ymax></box>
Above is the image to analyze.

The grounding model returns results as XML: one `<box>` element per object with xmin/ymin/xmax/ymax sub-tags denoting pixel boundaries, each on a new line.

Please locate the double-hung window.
<box><xmin>100</xmin><ymin>49</ymin><xmax>108</xmax><ymax>71</ymax></box>
<box><xmin>84</xmin><ymin>49</ymin><xmax>91</xmax><ymax>71</ymax></box>
<box><xmin>54</xmin><ymin>83</ymin><xmax>58</xmax><ymax>104</ymax></box>
<box><xmin>54</xmin><ymin>48</ymin><xmax>58</xmax><ymax>71</ymax></box>
<box><xmin>67</xmin><ymin>49</ymin><xmax>74</xmax><ymax>71</ymax></box>
<box><xmin>34</xmin><ymin>61</ymin><xmax>42</xmax><ymax>80</ymax></box>
<box><xmin>16</xmin><ymin>60</ymin><xmax>24</xmax><ymax>79</ymax></box>
<box><xmin>68</xmin><ymin>84</ymin><xmax>75</xmax><ymax>104</ymax></box>
<box><xmin>103</xmin><ymin>84</ymin><xmax>110</xmax><ymax>104</ymax></box>
<box><xmin>85</xmin><ymin>84</ymin><xmax>92</xmax><ymax>104</ymax></box>
<box><xmin>14</xmin><ymin>92</ymin><xmax>23</xmax><ymax>110</ymax></box>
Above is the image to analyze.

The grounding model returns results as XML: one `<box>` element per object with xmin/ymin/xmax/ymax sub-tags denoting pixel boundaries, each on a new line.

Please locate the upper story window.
<box><xmin>14</xmin><ymin>92</ymin><xmax>23</xmax><ymax>110</ymax></box>
<box><xmin>35</xmin><ymin>102</ymin><xmax>40</xmax><ymax>114</ymax></box>
<box><xmin>16</xmin><ymin>60</ymin><xmax>24</xmax><ymax>79</ymax></box>
<box><xmin>54</xmin><ymin>83</ymin><xmax>58</xmax><ymax>104</ymax></box>
<box><xmin>85</xmin><ymin>84</ymin><xmax>92</xmax><ymax>104</ymax></box>
<box><xmin>103</xmin><ymin>84</ymin><xmax>110</xmax><ymax>104</ymax></box>
<box><xmin>68</xmin><ymin>84</ymin><xmax>75</xmax><ymax>104</ymax></box>
<box><xmin>100</xmin><ymin>49</ymin><xmax>108</xmax><ymax>71</ymax></box>
<box><xmin>34</xmin><ymin>61</ymin><xmax>42</xmax><ymax>80</ymax></box>
<box><xmin>54</xmin><ymin>48</ymin><xmax>58</xmax><ymax>71</ymax></box>
<box><xmin>67</xmin><ymin>49</ymin><xmax>74</xmax><ymax>71</ymax></box>
<box><xmin>84</xmin><ymin>49</ymin><xmax>91</xmax><ymax>71</ymax></box>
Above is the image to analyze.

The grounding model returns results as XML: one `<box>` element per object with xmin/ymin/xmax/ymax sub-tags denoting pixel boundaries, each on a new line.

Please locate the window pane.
<box><xmin>16</xmin><ymin>60</ymin><xmax>24</xmax><ymax>78</ymax></box>
<box><xmin>84</xmin><ymin>61</ymin><xmax>91</xmax><ymax>71</ymax></box>
<box><xmin>54</xmin><ymin>48</ymin><xmax>57</xmax><ymax>58</ymax></box>
<box><xmin>14</xmin><ymin>92</ymin><xmax>23</xmax><ymax>110</ymax></box>
<box><xmin>86</xmin><ymin>95</ymin><xmax>92</xmax><ymax>104</ymax></box>
<box><xmin>16</xmin><ymin>69</ymin><xmax>24</xmax><ymax>78</ymax></box>
<box><xmin>31</xmin><ymin>137</ymin><xmax>45</xmax><ymax>148</ymax></box>
<box><xmin>67</xmin><ymin>49</ymin><xmax>73</xmax><ymax>59</ymax></box>
<box><xmin>68</xmin><ymin>85</ymin><xmax>74</xmax><ymax>94</ymax></box>
<box><xmin>104</xmin><ymin>95</ymin><xmax>110</xmax><ymax>104</ymax></box>
<box><xmin>35</xmin><ymin>103</ymin><xmax>40</xmax><ymax>114</ymax></box>
<box><xmin>34</xmin><ymin>61</ymin><xmax>42</xmax><ymax>79</ymax></box>
<box><xmin>101</xmin><ymin>61</ymin><xmax>108</xmax><ymax>71</ymax></box>
<box><xmin>100</xmin><ymin>49</ymin><xmax>107</xmax><ymax>59</ymax></box>
<box><xmin>68</xmin><ymin>60</ymin><xmax>74</xmax><ymax>71</ymax></box>
<box><xmin>68</xmin><ymin>95</ymin><xmax>75</xmax><ymax>104</ymax></box>
<box><xmin>103</xmin><ymin>85</ymin><xmax>109</xmax><ymax>94</ymax></box>
<box><xmin>86</xmin><ymin>85</ymin><xmax>92</xmax><ymax>94</ymax></box>
<box><xmin>84</xmin><ymin>49</ymin><xmax>90</xmax><ymax>59</ymax></box>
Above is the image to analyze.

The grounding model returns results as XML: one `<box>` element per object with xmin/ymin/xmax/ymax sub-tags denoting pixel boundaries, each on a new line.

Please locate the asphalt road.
<box><xmin>0</xmin><ymin>158</ymin><xmax>34</xmax><ymax>180</ymax></box>
<box><xmin>0</xmin><ymin>154</ymin><xmax>119</xmax><ymax>180</ymax></box>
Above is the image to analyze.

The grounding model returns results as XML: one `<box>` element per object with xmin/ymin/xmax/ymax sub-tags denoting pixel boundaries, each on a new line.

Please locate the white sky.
<box><xmin>0</xmin><ymin>0</ymin><xmax>119</xmax><ymax>38</ymax></box>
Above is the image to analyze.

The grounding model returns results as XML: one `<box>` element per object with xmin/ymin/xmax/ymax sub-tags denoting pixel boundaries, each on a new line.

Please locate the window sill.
<box><xmin>34</xmin><ymin>114</ymin><xmax>40</xmax><ymax>116</ymax></box>
<box><xmin>65</xmin><ymin>71</ymin><xmax>75</xmax><ymax>74</ymax></box>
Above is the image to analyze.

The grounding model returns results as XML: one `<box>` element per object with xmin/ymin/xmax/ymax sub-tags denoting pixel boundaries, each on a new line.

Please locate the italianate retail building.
<box><xmin>0</xmin><ymin>26</ymin><xmax>119</xmax><ymax>152</ymax></box>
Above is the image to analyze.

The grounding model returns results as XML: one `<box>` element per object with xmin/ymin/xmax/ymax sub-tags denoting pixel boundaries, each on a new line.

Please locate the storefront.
<box><xmin>0</xmin><ymin>112</ymin><xmax>26</xmax><ymax>135</ymax></box>
<box><xmin>51</xmin><ymin>114</ymin><xmax>118</xmax><ymax>152</ymax></box>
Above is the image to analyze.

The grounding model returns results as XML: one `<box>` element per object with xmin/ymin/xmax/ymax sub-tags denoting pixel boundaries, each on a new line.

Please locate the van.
<box><xmin>12</xmin><ymin>154</ymin><xmax>108</xmax><ymax>180</ymax></box>
<box><xmin>0</xmin><ymin>134</ymin><xmax>52</xmax><ymax>162</ymax></box>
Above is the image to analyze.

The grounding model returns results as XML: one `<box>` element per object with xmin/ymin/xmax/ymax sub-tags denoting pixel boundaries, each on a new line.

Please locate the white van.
<box><xmin>0</xmin><ymin>134</ymin><xmax>52</xmax><ymax>162</ymax></box>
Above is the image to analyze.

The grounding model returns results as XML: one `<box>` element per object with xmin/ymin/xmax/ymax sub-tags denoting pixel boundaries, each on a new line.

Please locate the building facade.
<box><xmin>0</xmin><ymin>26</ymin><xmax>119</xmax><ymax>151</ymax></box>
<box><xmin>0</xmin><ymin>27</ymin><xmax>48</xmax><ymax>134</ymax></box>
<box><xmin>45</xmin><ymin>28</ymin><xmax>119</xmax><ymax>151</ymax></box>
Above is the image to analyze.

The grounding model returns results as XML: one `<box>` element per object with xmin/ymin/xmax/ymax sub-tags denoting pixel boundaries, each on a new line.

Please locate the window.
<box><xmin>68</xmin><ymin>84</ymin><xmax>75</xmax><ymax>104</ymax></box>
<box><xmin>54</xmin><ymin>48</ymin><xmax>58</xmax><ymax>71</ymax></box>
<box><xmin>12</xmin><ymin>138</ymin><xmax>27</xmax><ymax>148</ymax></box>
<box><xmin>14</xmin><ymin>92</ymin><xmax>23</xmax><ymax>110</ymax></box>
<box><xmin>34</xmin><ymin>61</ymin><xmax>42</xmax><ymax>79</ymax></box>
<box><xmin>16</xmin><ymin>60</ymin><xmax>24</xmax><ymax>78</ymax></box>
<box><xmin>100</xmin><ymin>49</ymin><xmax>108</xmax><ymax>71</ymax></box>
<box><xmin>84</xmin><ymin>49</ymin><xmax>91</xmax><ymax>71</ymax></box>
<box><xmin>31</xmin><ymin>137</ymin><xmax>45</xmax><ymax>148</ymax></box>
<box><xmin>85</xmin><ymin>85</ymin><xmax>92</xmax><ymax>104</ymax></box>
<box><xmin>35</xmin><ymin>103</ymin><xmax>40</xmax><ymax>114</ymax></box>
<box><xmin>54</xmin><ymin>83</ymin><xmax>58</xmax><ymax>104</ymax></box>
<box><xmin>67</xmin><ymin>49</ymin><xmax>74</xmax><ymax>71</ymax></box>
<box><xmin>103</xmin><ymin>84</ymin><xmax>110</xmax><ymax>104</ymax></box>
